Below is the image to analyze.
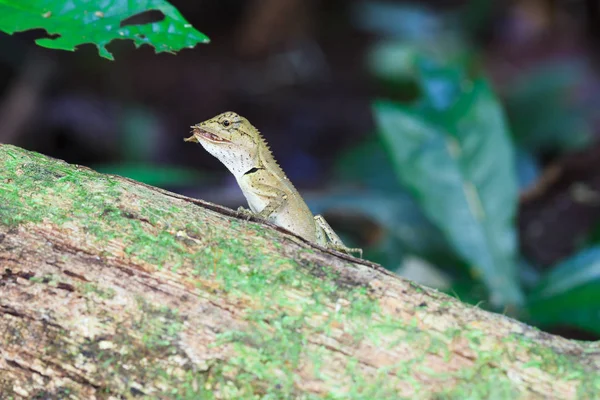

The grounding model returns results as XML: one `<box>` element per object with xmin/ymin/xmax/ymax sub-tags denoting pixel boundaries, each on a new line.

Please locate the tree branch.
<box><xmin>0</xmin><ymin>144</ymin><xmax>598</xmax><ymax>398</ymax></box>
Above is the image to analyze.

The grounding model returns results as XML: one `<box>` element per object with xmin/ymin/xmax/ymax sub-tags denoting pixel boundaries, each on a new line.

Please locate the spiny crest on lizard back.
<box><xmin>236</xmin><ymin>115</ymin><xmax>294</xmax><ymax>186</ymax></box>
<box><xmin>254</xmin><ymin>126</ymin><xmax>294</xmax><ymax>184</ymax></box>
<box><xmin>220</xmin><ymin>112</ymin><xmax>287</xmax><ymax>176</ymax></box>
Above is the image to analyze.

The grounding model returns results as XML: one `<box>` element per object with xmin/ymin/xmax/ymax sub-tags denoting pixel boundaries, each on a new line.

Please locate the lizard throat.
<box><xmin>192</xmin><ymin>128</ymin><xmax>231</xmax><ymax>143</ymax></box>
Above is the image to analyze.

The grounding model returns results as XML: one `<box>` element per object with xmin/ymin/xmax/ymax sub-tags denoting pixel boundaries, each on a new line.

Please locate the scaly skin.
<box><xmin>185</xmin><ymin>111</ymin><xmax>362</xmax><ymax>257</ymax></box>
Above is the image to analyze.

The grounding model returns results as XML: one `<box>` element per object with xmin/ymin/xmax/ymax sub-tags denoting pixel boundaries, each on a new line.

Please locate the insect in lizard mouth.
<box><xmin>185</xmin><ymin>127</ymin><xmax>231</xmax><ymax>143</ymax></box>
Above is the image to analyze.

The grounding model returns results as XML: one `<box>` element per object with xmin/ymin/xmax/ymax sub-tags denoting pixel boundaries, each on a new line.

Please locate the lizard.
<box><xmin>184</xmin><ymin>111</ymin><xmax>362</xmax><ymax>257</ymax></box>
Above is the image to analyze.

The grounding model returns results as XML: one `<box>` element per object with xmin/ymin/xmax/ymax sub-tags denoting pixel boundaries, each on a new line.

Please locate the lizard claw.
<box><xmin>236</xmin><ymin>206</ymin><xmax>254</xmax><ymax>220</ymax></box>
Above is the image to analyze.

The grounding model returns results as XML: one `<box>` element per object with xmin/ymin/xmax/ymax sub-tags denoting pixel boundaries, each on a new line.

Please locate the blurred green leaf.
<box><xmin>94</xmin><ymin>162</ymin><xmax>205</xmax><ymax>187</ymax></box>
<box><xmin>528</xmin><ymin>247</ymin><xmax>600</xmax><ymax>312</ymax></box>
<box><xmin>532</xmin><ymin>308</ymin><xmax>600</xmax><ymax>336</ymax></box>
<box><xmin>331</xmin><ymin>136</ymin><xmax>465</xmax><ymax>266</ymax></box>
<box><xmin>373</xmin><ymin>60</ymin><xmax>523</xmax><ymax>307</ymax></box>
<box><xmin>0</xmin><ymin>0</ymin><xmax>209</xmax><ymax>60</ymax></box>
<box><xmin>506</xmin><ymin>62</ymin><xmax>591</xmax><ymax>153</ymax></box>
<box><xmin>518</xmin><ymin>257</ymin><xmax>541</xmax><ymax>290</ymax></box>
<box><xmin>527</xmin><ymin>247</ymin><xmax>600</xmax><ymax>334</ymax></box>
<box><xmin>329</xmin><ymin>136</ymin><xmax>463</xmax><ymax>270</ymax></box>
<box><xmin>446</xmin><ymin>258</ymin><xmax>539</xmax><ymax>309</ymax></box>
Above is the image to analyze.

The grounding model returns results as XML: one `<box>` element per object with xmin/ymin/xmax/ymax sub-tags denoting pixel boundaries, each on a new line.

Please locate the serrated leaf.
<box><xmin>373</xmin><ymin>60</ymin><xmax>523</xmax><ymax>307</ymax></box>
<box><xmin>0</xmin><ymin>0</ymin><xmax>209</xmax><ymax>60</ymax></box>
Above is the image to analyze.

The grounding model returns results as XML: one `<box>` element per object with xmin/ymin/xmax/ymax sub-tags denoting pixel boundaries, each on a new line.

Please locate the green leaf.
<box><xmin>0</xmin><ymin>0</ymin><xmax>209</xmax><ymax>60</ymax></box>
<box><xmin>528</xmin><ymin>247</ymin><xmax>600</xmax><ymax>314</ymax></box>
<box><xmin>373</xmin><ymin>60</ymin><xmax>523</xmax><ymax>307</ymax></box>
<box><xmin>329</xmin><ymin>137</ymin><xmax>466</xmax><ymax>270</ymax></box>
<box><xmin>531</xmin><ymin>307</ymin><xmax>600</xmax><ymax>336</ymax></box>
<box><xmin>527</xmin><ymin>247</ymin><xmax>600</xmax><ymax>334</ymax></box>
<box><xmin>331</xmin><ymin>137</ymin><xmax>456</xmax><ymax>263</ymax></box>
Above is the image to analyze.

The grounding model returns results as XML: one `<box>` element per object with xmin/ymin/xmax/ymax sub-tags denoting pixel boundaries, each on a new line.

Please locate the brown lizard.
<box><xmin>185</xmin><ymin>111</ymin><xmax>362</xmax><ymax>257</ymax></box>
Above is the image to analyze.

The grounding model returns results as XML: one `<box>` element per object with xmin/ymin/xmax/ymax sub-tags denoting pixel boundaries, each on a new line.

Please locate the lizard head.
<box><xmin>185</xmin><ymin>111</ymin><xmax>260</xmax><ymax>176</ymax></box>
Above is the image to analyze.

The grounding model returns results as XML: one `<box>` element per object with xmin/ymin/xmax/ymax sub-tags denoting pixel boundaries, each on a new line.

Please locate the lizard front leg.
<box><xmin>314</xmin><ymin>215</ymin><xmax>362</xmax><ymax>258</ymax></box>
<box><xmin>255</xmin><ymin>183</ymin><xmax>288</xmax><ymax>220</ymax></box>
<box><xmin>238</xmin><ymin>173</ymin><xmax>289</xmax><ymax>221</ymax></box>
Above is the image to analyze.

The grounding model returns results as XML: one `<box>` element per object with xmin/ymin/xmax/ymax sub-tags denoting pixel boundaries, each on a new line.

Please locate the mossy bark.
<box><xmin>0</xmin><ymin>144</ymin><xmax>598</xmax><ymax>399</ymax></box>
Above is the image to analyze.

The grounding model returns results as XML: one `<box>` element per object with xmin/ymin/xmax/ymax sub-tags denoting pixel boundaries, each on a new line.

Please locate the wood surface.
<box><xmin>0</xmin><ymin>144</ymin><xmax>598</xmax><ymax>399</ymax></box>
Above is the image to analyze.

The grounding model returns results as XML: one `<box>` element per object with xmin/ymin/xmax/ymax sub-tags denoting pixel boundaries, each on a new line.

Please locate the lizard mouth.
<box><xmin>185</xmin><ymin>127</ymin><xmax>231</xmax><ymax>144</ymax></box>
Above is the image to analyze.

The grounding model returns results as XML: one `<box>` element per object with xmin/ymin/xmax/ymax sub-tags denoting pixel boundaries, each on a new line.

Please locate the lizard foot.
<box><xmin>314</xmin><ymin>214</ymin><xmax>363</xmax><ymax>259</ymax></box>
<box><xmin>328</xmin><ymin>245</ymin><xmax>363</xmax><ymax>259</ymax></box>
<box><xmin>236</xmin><ymin>206</ymin><xmax>255</xmax><ymax>220</ymax></box>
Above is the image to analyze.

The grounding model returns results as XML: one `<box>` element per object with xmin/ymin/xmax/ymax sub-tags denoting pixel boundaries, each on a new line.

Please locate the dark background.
<box><xmin>3</xmin><ymin>0</ymin><xmax>600</xmax><ymax>340</ymax></box>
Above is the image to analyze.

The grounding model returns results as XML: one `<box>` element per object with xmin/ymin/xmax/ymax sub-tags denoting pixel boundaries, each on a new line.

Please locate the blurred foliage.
<box><xmin>311</xmin><ymin>136</ymin><xmax>463</xmax><ymax>269</ymax></box>
<box><xmin>0</xmin><ymin>0</ymin><xmax>208</xmax><ymax>60</ymax></box>
<box><xmin>528</xmin><ymin>248</ymin><xmax>600</xmax><ymax>335</ymax></box>
<box><xmin>312</xmin><ymin>1</ymin><xmax>600</xmax><ymax>336</ymax></box>
<box><xmin>374</xmin><ymin>60</ymin><xmax>522</xmax><ymax>308</ymax></box>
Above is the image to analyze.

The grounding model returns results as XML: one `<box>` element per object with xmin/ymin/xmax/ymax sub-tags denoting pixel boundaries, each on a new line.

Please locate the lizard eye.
<box><xmin>222</xmin><ymin>119</ymin><xmax>231</xmax><ymax>127</ymax></box>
